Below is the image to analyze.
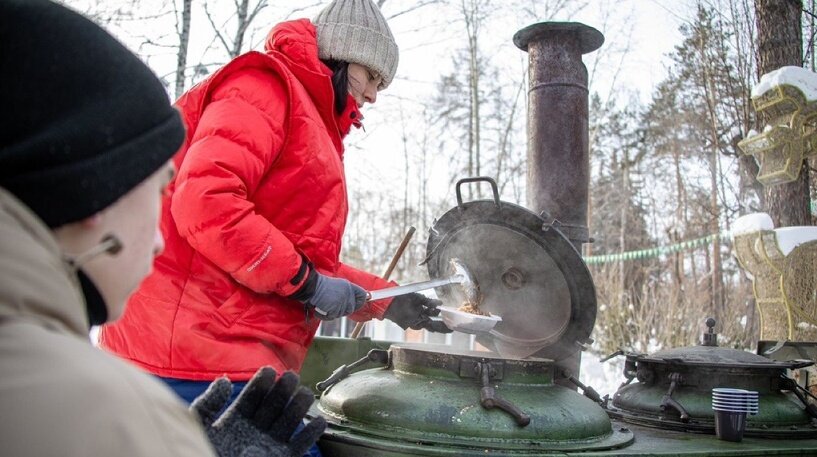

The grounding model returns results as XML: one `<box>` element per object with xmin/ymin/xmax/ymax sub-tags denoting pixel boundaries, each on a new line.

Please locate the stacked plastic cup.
<box><xmin>711</xmin><ymin>388</ymin><xmax>759</xmax><ymax>442</ymax></box>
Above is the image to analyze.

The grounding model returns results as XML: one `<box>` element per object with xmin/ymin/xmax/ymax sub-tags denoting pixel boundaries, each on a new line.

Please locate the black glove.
<box><xmin>289</xmin><ymin>262</ymin><xmax>366</xmax><ymax>320</ymax></box>
<box><xmin>190</xmin><ymin>367</ymin><xmax>327</xmax><ymax>457</ymax></box>
<box><xmin>384</xmin><ymin>292</ymin><xmax>452</xmax><ymax>333</ymax></box>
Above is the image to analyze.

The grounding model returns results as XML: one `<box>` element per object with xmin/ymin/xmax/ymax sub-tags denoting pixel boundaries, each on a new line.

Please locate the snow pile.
<box><xmin>731</xmin><ymin>212</ymin><xmax>774</xmax><ymax>237</ymax></box>
<box><xmin>580</xmin><ymin>351</ymin><xmax>625</xmax><ymax>398</ymax></box>
<box><xmin>773</xmin><ymin>226</ymin><xmax>817</xmax><ymax>255</ymax></box>
<box><xmin>752</xmin><ymin>66</ymin><xmax>817</xmax><ymax>101</ymax></box>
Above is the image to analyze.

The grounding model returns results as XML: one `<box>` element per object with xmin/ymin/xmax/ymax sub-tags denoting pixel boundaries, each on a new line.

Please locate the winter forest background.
<box><xmin>65</xmin><ymin>0</ymin><xmax>817</xmax><ymax>370</ymax></box>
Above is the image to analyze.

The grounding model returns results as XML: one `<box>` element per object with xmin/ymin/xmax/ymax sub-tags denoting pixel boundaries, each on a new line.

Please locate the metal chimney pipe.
<box><xmin>514</xmin><ymin>22</ymin><xmax>604</xmax><ymax>251</ymax></box>
<box><xmin>514</xmin><ymin>22</ymin><xmax>603</xmax><ymax>387</ymax></box>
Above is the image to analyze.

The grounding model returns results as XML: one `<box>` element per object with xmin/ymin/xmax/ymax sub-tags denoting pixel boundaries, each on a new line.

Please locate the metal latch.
<box><xmin>560</xmin><ymin>369</ymin><xmax>606</xmax><ymax>406</ymax></box>
<box><xmin>660</xmin><ymin>372</ymin><xmax>690</xmax><ymax>422</ymax></box>
<box><xmin>316</xmin><ymin>349</ymin><xmax>389</xmax><ymax>392</ymax></box>
<box><xmin>460</xmin><ymin>359</ymin><xmax>530</xmax><ymax>427</ymax></box>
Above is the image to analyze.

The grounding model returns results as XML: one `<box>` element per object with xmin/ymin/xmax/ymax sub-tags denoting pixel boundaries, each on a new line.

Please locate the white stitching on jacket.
<box><xmin>246</xmin><ymin>245</ymin><xmax>272</xmax><ymax>272</ymax></box>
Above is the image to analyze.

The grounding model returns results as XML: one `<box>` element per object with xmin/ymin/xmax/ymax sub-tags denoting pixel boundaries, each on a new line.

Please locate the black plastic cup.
<box><xmin>714</xmin><ymin>409</ymin><xmax>748</xmax><ymax>442</ymax></box>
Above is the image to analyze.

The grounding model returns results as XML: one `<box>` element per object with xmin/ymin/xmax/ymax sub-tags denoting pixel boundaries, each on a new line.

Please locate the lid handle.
<box><xmin>701</xmin><ymin>317</ymin><xmax>718</xmax><ymax>347</ymax></box>
<box><xmin>456</xmin><ymin>176</ymin><xmax>501</xmax><ymax>209</ymax></box>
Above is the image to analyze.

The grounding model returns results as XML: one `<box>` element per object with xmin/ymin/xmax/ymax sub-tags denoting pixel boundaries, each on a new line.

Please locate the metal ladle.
<box><xmin>367</xmin><ymin>258</ymin><xmax>480</xmax><ymax>304</ymax></box>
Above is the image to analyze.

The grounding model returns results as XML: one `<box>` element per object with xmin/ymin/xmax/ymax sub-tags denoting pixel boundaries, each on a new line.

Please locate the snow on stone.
<box><xmin>752</xmin><ymin>66</ymin><xmax>817</xmax><ymax>101</ymax></box>
<box><xmin>731</xmin><ymin>213</ymin><xmax>774</xmax><ymax>237</ymax></box>
<box><xmin>772</xmin><ymin>226</ymin><xmax>817</xmax><ymax>255</ymax></box>
<box><xmin>746</xmin><ymin>129</ymin><xmax>759</xmax><ymax>138</ymax></box>
<box><xmin>797</xmin><ymin>321</ymin><xmax>817</xmax><ymax>330</ymax></box>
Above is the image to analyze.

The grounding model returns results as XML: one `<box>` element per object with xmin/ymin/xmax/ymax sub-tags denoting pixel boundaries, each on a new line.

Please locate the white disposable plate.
<box><xmin>712</xmin><ymin>404</ymin><xmax>758</xmax><ymax>409</ymax></box>
<box><xmin>712</xmin><ymin>393</ymin><xmax>759</xmax><ymax>398</ymax></box>
<box><xmin>712</xmin><ymin>394</ymin><xmax>759</xmax><ymax>399</ymax></box>
<box><xmin>712</xmin><ymin>401</ymin><xmax>758</xmax><ymax>409</ymax></box>
<box><xmin>712</xmin><ymin>391</ymin><xmax>759</xmax><ymax>396</ymax></box>
<box><xmin>712</xmin><ymin>397</ymin><xmax>760</xmax><ymax>403</ymax></box>
<box><xmin>438</xmin><ymin>306</ymin><xmax>502</xmax><ymax>334</ymax></box>
<box><xmin>712</xmin><ymin>394</ymin><xmax>758</xmax><ymax>399</ymax></box>
<box><xmin>712</xmin><ymin>388</ymin><xmax>758</xmax><ymax>395</ymax></box>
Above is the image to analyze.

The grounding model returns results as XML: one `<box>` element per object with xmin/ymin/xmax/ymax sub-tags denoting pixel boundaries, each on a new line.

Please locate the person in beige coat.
<box><xmin>0</xmin><ymin>1</ymin><xmax>324</xmax><ymax>456</ymax></box>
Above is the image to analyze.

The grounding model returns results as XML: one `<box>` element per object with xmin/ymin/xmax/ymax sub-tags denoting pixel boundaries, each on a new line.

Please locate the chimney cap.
<box><xmin>513</xmin><ymin>22</ymin><xmax>604</xmax><ymax>54</ymax></box>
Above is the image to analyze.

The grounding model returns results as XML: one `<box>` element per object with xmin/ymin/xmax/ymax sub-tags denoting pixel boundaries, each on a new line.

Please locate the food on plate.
<box><xmin>457</xmin><ymin>301</ymin><xmax>489</xmax><ymax>316</ymax></box>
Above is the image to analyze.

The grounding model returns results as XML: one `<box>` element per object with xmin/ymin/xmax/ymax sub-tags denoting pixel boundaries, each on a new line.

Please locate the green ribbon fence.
<box><xmin>583</xmin><ymin>233</ymin><xmax>728</xmax><ymax>265</ymax></box>
<box><xmin>584</xmin><ymin>202</ymin><xmax>817</xmax><ymax>265</ymax></box>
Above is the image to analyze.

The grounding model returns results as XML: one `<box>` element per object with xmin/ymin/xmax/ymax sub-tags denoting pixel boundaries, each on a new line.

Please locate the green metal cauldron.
<box><xmin>303</xmin><ymin>337</ymin><xmax>817</xmax><ymax>456</ymax></box>
<box><xmin>607</xmin><ymin>319</ymin><xmax>817</xmax><ymax>438</ymax></box>
<box><xmin>314</xmin><ymin>343</ymin><xmax>633</xmax><ymax>455</ymax></box>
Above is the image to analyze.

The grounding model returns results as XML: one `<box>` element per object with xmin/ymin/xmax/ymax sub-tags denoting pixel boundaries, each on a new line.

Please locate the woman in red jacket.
<box><xmin>100</xmin><ymin>0</ymin><xmax>449</xmax><ymax>405</ymax></box>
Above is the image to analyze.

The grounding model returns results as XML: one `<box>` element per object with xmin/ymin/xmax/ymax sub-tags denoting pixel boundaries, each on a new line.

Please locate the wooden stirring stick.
<box><xmin>350</xmin><ymin>226</ymin><xmax>416</xmax><ymax>339</ymax></box>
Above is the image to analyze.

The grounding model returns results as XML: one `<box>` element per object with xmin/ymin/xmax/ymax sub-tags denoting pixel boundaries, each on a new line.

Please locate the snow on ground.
<box><xmin>580</xmin><ymin>351</ymin><xmax>626</xmax><ymax>399</ymax></box>
<box><xmin>731</xmin><ymin>212</ymin><xmax>773</xmax><ymax>237</ymax></box>
<box><xmin>773</xmin><ymin>226</ymin><xmax>817</xmax><ymax>255</ymax></box>
<box><xmin>752</xmin><ymin>66</ymin><xmax>817</xmax><ymax>100</ymax></box>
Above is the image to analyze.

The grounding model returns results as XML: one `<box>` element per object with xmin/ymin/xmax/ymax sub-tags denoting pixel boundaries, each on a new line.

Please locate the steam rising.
<box><xmin>434</xmin><ymin>222</ymin><xmax>571</xmax><ymax>347</ymax></box>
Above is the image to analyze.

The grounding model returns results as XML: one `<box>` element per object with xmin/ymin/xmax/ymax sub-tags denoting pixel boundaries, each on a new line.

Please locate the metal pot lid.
<box><xmin>630</xmin><ymin>320</ymin><xmax>813</xmax><ymax>370</ymax></box>
<box><xmin>633</xmin><ymin>345</ymin><xmax>811</xmax><ymax>369</ymax></box>
<box><xmin>425</xmin><ymin>177</ymin><xmax>596</xmax><ymax>361</ymax></box>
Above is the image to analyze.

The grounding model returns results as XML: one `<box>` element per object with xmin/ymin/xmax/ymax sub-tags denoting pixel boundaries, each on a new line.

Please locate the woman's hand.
<box><xmin>384</xmin><ymin>293</ymin><xmax>452</xmax><ymax>333</ymax></box>
<box><xmin>288</xmin><ymin>263</ymin><xmax>366</xmax><ymax>320</ymax></box>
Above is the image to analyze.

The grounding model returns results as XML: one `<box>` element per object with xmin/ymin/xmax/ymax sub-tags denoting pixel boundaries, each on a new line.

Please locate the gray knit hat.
<box><xmin>314</xmin><ymin>0</ymin><xmax>399</xmax><ymax>89</ymax></box>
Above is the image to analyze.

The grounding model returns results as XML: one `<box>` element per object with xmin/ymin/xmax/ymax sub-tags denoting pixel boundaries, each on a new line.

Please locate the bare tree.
<box><xmin>719</xmin><ymin>0</ymin><xmax>765</xmax><ymax>212</ymax></box>
<box><xmin>174</xmin><ymin>0</ymin><xmax>192</xmax><ymax>98</ymax></box>
<box><xmin>204</xmin><ymin>0</ymin><xmax>268</xmax><ymax>58</ymax></box>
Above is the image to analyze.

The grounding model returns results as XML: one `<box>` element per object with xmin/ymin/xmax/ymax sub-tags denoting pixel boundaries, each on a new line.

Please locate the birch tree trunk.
<box><xmin>700</xmin><ymin>37</ymin><xmax>725</xmax><ymax>316</ymax></box>
<box><xmin>462</xmin><ymin>0</ymin><xmax>483</xmax><ymax>198</ymax></box>
<box><xmin>204</xmin><ymin>0</ymin><xmax>266</xmax><ymax>59</ymax></box>
<box><xmin>174</xmin><ymin>0</ymin><xmax>192</xmax><ymax>99</ymax></box>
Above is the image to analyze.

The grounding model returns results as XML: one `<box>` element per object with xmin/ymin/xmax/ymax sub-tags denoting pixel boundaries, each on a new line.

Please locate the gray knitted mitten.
<box><xmin>191</xmin><ymin>367</ymin><xmax>326</xmax><ymax>457</ymax></box>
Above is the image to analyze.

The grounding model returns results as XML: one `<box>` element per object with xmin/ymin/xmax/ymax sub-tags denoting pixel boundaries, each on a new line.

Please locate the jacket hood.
<box><xmin>265</xmin><ymin>19</ymin><xmax>326</xmax><ymax>77</ymax></box>
<box><xmin>265</xmin><ymin>19</ymin><xmax>363</xmax><ymax>137</ymax></box>
<box><xmin>265</xmin><ymin>20</ymin><xmax>334</xmax><ymax>114</ymax></box>
<box><xmin>0</xmin><ymin>188</ymin><xmax>88</xmax><ymax>336</ymax></box>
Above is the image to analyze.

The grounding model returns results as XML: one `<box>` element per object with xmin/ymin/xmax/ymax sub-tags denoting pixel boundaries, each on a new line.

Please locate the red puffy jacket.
<box><xmin>100</xmin><ymin>19</ymin><xmax>394</xmax><ymax>381</ymax></box>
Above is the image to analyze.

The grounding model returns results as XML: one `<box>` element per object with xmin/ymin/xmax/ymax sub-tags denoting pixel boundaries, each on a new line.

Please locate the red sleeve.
<box><xmin>335</xmin><ymin>262</ymin><xmax>396</xmax><ymax>320</ymax></box>
<box><xmin>170</xmin><ymin>69</ymin><xmax>304</xmax><ymax>296</ymax></box>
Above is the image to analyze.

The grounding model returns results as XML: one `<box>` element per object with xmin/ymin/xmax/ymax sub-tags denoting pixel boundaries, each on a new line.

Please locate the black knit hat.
<box><xmin>0</xmin><ymin>0</ymin><xmax>185</xmax><ymax>228</ymax></box>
